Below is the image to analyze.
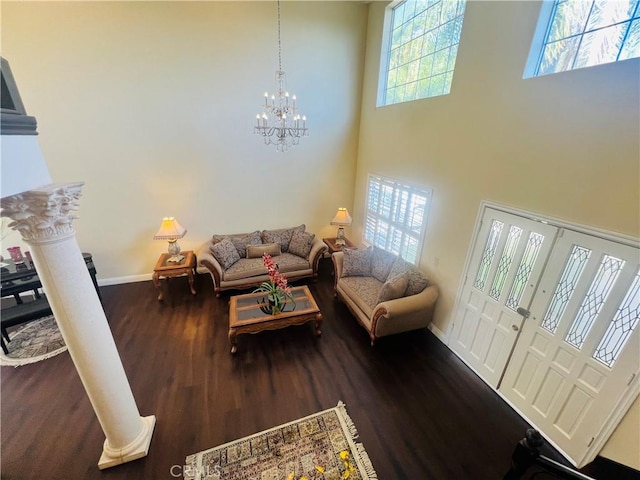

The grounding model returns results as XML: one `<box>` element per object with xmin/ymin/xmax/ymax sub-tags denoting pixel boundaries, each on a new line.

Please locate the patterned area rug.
<box><xmin>0</xmin><ymin>316</ymin><xmax>67</xmax><ymax>367</ymax></box>
<box><xmin>185</xmin><ymin>401</ymin><xmax>377</xmax><ymax>480</ymax></box>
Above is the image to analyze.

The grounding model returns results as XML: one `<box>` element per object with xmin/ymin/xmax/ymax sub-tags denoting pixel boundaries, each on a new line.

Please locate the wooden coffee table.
<box><xmin>228</xmin><ymin>285</ymin><xmax>322</xmax><ymax>354</ymax></box>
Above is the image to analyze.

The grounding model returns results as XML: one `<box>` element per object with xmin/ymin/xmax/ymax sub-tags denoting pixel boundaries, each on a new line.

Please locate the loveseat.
<box><xmin>332</xmin><ymin>247</ymin><xmax>439</xmax><ymax>345</ymax></box>
<box><xmin>198</xmin><ymin>224</ymin><xmax>327</xmax><ymax>297</ymax></box>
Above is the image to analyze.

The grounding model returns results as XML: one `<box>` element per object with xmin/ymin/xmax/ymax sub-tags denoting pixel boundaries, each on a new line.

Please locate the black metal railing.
<box><xmin>504</xmin><ymin>429</ymin><xmax>596</xmax><ymax>480</ymax></box>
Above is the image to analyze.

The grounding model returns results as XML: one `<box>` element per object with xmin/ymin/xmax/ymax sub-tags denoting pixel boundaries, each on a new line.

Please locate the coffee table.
<box><xmin>228</xmin><ymin>285</ymin><xmax>322</xmax><ymax>354</ymax></box>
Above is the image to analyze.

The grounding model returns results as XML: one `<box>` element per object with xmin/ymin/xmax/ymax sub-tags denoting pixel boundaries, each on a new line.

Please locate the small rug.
<box><xmin>0</xmin><ymin>315</ymin><xmax>67</xmax><ymax>367</ymax></box>
<box><xmin>185</xmin><ymin>401</ymin><xmax>377</xmax><ymax>480</ymax></box>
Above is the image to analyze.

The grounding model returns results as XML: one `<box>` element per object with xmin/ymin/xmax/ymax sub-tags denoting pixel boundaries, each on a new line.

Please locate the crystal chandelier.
<box><xmin>254</xmin><ymin>0</ymin><xmax>308</xmax><ymax>152</ymax></box>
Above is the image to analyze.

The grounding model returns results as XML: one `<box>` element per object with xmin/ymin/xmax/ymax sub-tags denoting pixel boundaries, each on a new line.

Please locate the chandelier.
<box><xmin>254</xmin><ymin>0</ymin><xmax>308</xmax><ymax>152</ymax></box>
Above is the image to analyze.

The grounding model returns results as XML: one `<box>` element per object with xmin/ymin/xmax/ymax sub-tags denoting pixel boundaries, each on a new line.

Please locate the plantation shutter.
<box><xmin>364</xmin><ymin>174</ymin><xmax>431</xmax><ymax>264</ymax></box>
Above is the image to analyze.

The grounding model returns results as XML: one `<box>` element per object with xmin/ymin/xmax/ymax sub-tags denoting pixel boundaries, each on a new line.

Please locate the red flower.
<box><xmin>254</xmin><ymin>253</ymin><xmax>296</xmax><ymax>313</ymax></box>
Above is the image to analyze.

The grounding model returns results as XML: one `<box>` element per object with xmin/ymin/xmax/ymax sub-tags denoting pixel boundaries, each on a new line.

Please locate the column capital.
<box><xmin>0</xmin><ymin>182</ymin><xmax>84</xmax><ymax>244</ymax></box>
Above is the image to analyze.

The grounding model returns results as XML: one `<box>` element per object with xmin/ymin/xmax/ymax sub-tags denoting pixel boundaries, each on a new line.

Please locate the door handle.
<box><xmin>511</xmin><ymin>325</ymin><xmax>519</xmax><ymax>331</ymax></box>
<box><xmin>517</xmin><ymin>307</ymin><xmax>530</xmax><ymax>318</ymax></box>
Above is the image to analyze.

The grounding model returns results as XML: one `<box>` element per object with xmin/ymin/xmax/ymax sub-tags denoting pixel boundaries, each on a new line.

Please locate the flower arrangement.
<box><xmin>253</xmin><ymin>253</ymin><xmax>296</xmax><ymax>315</ymax></box>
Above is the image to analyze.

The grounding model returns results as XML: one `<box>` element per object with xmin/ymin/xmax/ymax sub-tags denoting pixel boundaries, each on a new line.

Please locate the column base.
<box><xmin>98</xmin><ymin>415</ymin><xmax>156</xmax><ymax>470</ymax></box>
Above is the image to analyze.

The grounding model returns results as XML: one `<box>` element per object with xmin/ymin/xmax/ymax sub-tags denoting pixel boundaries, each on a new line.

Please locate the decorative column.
<box><xmin>0</xmin><ymin>182</ymin><xmax>155</xmax><ymax>470</ymax></box>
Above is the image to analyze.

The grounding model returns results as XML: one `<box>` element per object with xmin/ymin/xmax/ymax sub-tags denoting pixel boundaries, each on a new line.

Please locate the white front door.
<box><xmin>449</xmin><ymin>208</ymin><xmax>559</xmax><ymax>387</ymax></box>
<box><xmin>500</xmin><ymin>228</ymin><xmax>640</xmax><ymax>467</ymax></box>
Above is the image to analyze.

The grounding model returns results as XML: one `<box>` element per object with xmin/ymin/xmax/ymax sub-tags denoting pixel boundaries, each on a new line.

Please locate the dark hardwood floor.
<box><xmin>1</xmin><ymin>260</ymin><xmax>637</xmax><ymax>479</ymax></box>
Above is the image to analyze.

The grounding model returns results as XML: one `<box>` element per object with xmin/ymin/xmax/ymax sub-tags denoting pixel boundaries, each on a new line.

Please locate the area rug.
<box><xmin>0</xmin><ymin>315</ymin><xmax>67</xmax><ymax>367</ymax></box>
<box><xmin>184</xmin><ymin>401</ymin><xmax>377</xmax><ymax>480</ymax></box>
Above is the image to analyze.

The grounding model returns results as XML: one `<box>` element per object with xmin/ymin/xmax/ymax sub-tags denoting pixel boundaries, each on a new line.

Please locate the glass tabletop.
<box><xmin>230</xmin><ymin>286</ymin><xmax>319</xmax><ymax>324</ymax></box>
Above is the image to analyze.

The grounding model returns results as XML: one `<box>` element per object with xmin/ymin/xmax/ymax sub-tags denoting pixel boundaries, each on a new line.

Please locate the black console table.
<box><xmin>0</xmin><ymin>252</ymin><xmax>100</xmax><ymax>354</ymax></box>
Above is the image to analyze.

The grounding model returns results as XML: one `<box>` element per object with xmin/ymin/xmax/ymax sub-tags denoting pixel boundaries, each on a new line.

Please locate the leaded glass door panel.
<box><xmin>500</xmin><ymin>228</ymin><xmax>639</xmax><ymax>467</ymax></box>
<box><xmin>449</xmin><ymin>208</ymin><xmax>559</xmax><ymax>387</ymax></box>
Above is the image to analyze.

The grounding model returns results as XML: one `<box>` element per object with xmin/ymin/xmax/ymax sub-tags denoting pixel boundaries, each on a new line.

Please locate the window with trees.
<box><xmin>364</xmin><ymin>174</ymin><xmax>432</xmax><ymax>265</ymax></box>
<box><xmin>525</xmin><ymin>0</ymin><xmax>640</xmax><ymax>78</ymax></box>
<box><xmin>378</xmin><ymin>0</ymin><xmax>467</xmax><ymax>106</ymax></box>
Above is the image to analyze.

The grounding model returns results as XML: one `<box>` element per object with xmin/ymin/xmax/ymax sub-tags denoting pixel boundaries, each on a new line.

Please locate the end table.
<box><xmin>323</xmin><ymin>238</ymin><xmax>356</xmax><ymax>276</ymax></box>
<box><xmin>152</xmin><ymin>250</ymin><xmax>197</xmax><ymax>301</ymax></box>
<box><xmin>323</xmin><ymin>237</ymin><xmax>356</xmax><ymax>255</ymax></box>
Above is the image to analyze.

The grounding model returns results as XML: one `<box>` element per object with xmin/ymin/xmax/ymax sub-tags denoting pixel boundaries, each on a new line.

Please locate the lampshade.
<box><xmin>153</xmin><ymin>217</ymin><xmax>186</xmax><ymax>240</ymax></box>
<box><xmin>331</xmin><ymin>208</ymin><xmax>352</xmax><ymax>226</ymax></box>
<box><xmin>1</xmin><ymin>58</ymin><xmax>52</xmax><ymax>199</ymax></box>
<box><xmin>1</xmin><ymin>135</ymin><xmax>52</xmax><ymax>199</ymax></box>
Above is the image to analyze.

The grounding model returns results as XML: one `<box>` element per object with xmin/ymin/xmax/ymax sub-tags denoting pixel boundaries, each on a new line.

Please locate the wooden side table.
<box><xmin>152</xmin><ymin>250</ymin><xmax>196</xmax><ymax>301</ymax></box>
<box><xmin>323</xmin><ymin>238</ymin><xmax>356</xmax><ymax>276</ymax></box>
<box><xmin>323</xmin><ymin>237</ymin><xmax>356</xmax><ymax>255</ymax></box>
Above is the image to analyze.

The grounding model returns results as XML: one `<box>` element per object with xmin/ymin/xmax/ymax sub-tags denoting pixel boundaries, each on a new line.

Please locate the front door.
<box><xmin>449</xmin><ymin>208</ymin><xmax>559</xmax><ymax>387</ymax></box>
<box><xmin>499</xmin><ymin>228</ymin><xmax>640</xmax><ymax>466</ymax></box>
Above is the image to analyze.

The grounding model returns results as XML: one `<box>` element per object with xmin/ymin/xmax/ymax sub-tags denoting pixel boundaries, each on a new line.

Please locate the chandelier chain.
<box><xmin>277</xmin><ymin>0</ymin><xmax>282</xmax><ymax>72</ymax></box>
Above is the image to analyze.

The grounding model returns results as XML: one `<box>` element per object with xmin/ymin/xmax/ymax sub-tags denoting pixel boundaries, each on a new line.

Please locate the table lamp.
<box><xmin>331</xmin><ymin>208</ymin><xmax>352</xmax><ymax>246</ymax></box>
<box><xmin>154</xmin><ymin>217</ymin><xmax>187</xmax><ymax>262</ymax></box>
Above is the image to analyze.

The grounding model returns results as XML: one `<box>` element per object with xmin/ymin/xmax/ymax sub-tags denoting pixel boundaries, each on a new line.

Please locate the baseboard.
<box><xmin>97</xmin><ymin>274</ymin><xmax>151</xmax><ymax>287</ymax></box>
<box><xmin>427</xmin><ymin>322</ymin><xmax>448</xmax><ymax>343</ymax></box>
<box><xmin>97</xmin><ymin>267</ymin><xmax>209</xmax><ymax>287</ymax></box>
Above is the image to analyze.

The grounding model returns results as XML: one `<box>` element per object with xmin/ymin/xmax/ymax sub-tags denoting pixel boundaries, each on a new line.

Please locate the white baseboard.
<box><xmin>97</xmin><ymin>267</ymin><xmax>209</xmax><ymax>287</ymax></box>
<box><xmin>97</xmin><ymin>274</ymin><xmax>151</xmax><ymax>287</ymax></box>
<box><xmin>428</xmin><ymin>322</ymin><xmax>448</xmax><ymax>344</ymax></box>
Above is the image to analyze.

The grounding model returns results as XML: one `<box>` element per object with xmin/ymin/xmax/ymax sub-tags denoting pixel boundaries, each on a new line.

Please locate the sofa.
<box><xmin>198</xmin><ymin>224</ymin><xmax>327</xmax><ymax>297</ymax></box>
<box><xmin>332</xmin><ymin>246</ymin><xmax>439</xmax><ymax>345</ymax></box>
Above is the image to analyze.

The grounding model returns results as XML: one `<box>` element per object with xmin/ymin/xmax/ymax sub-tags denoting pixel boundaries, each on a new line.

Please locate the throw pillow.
<box><xmin>377</xmin><ymin>273</ymin><xmax>409</xmax><ymax>303</ymax></box>
<box><xmin>209</xmin><ymin>237</ymin><xmax>240</xmax><ymax>270</ymax></box>
<box><xmin>370</xmin><ymin>246</ymin><xmax>397</xmax><ymax>283</ymax></box>
<box><xmin>211</xmin><ymin>231</ymin><xmax>262</xmax><ymax>258</ymax></box>
<box><xmin>231</xmin><ymin>231</ymin><xmax>262</xmax><ymax>258</ymax></box>
<box><xmin>289</xmin><ymin>230</ymin><xmax>315</xmax><ymax>259</ymax></box>
<box><xmin>388</xmin><ymin>257</ymin><xmax>429</xmax><ymax>296</ymax></box>
<box><xmin>247</xmin><ymin>243</ymin><xmax>282</xmax><ymax>258</ymax></box>
<box><xmin>261</xmin><ymin>224</ymin><xmax>305</xmax><ymax>253</ymax></box>
<box><xmin>341</xmin><ymin>247</ymin><xmax>373</xmax><ymax>277</ymax></box>
<box><xmin>211</xmin><ymin>234</ymin><xmax>225</xmax><ymax>244</ymax></box>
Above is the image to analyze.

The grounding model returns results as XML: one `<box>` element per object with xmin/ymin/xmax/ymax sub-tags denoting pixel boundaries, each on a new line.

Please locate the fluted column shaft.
<box><xmin>1</xmin><ymin>183</ymin><xmax>155</xmax><ymax>469</ymax></box>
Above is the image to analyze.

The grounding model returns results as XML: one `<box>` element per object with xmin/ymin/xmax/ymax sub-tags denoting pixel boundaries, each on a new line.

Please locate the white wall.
<box><xmin>2</xmin><ymin>1</ymin><xmax>367</xmax><ymax>279</ymax></box>
<box><xmin>355</xmin><ymin>0</ymin><xmax>639</xmax><ymax>470</ymax></box>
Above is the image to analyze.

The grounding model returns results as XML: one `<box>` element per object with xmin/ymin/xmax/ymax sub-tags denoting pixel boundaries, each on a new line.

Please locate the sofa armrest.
<box><xmin>371</xmin><ymin>284</ymin><xmax>439</xmax><ymax>338</ymax></box>
<box><xmin>197</xmin><ymin>242</ymin><xmax>223</xmax><ymax>291</ymax></box>
<box><xmin>308</xmin><ymin>237</ymin><xmax>328</xmax><ymax>273</ymax></box>
<box><xmin>331</xmin><ymin>251</ymin><xmax>344</xmax><ymax>289</ymax></box>
<box><xmin>376</xmin><ymin>284</ymin><xmax>439</xmax><ymax>317</ymax></box>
